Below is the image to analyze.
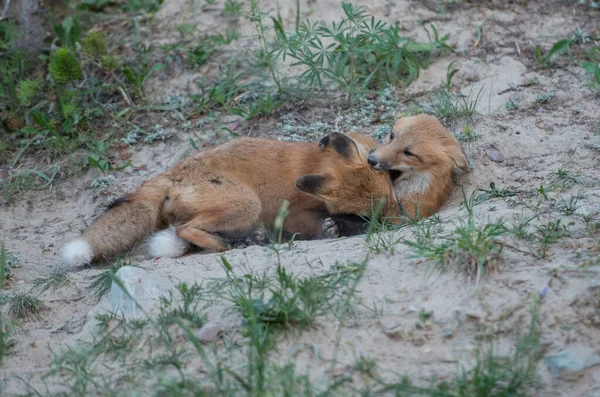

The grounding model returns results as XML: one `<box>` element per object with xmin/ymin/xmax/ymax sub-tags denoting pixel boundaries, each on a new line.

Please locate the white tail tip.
<box><xmin>148</xmin><ymin>227</ymin><xmax>190</xmax><ymax>259</ymax></box>
<box><xmin>61</xmin><ymin>239</ymin><xmax>93</xmax><ymax>270</ymax></box>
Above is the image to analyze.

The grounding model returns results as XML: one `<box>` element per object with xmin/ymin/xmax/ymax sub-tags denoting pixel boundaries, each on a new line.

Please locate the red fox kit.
<box><xmin>62</xmin><ymin>132</ymin><xmax>398</xmax><ymax>268</ymax></box>
<box><xmin>367</xmin><ymin>114</ymin><xmax>469</xmax><ymax>219</ymax></box>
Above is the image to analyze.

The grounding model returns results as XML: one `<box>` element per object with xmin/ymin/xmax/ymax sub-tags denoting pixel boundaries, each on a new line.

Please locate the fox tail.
<box><xmin>61</xmin><ymin>175</ymin><xmax>174</xmax><ymax>269</ymax></box>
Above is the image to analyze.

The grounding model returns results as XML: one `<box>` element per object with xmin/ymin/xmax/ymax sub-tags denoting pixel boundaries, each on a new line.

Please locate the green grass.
<box><xmin>88</xmin><ymin>261</ymin><xmax>131</xmax><ymax>301</ymax></box>
<box><xmin>8</xmin><ymin>291</ymin><xmax>46</xmax><ymax>320</ymax></box>
<box><xmin>0</xmin><ymin>313</ymin><xmax>16</xmax><ymax>366</ymax></box>
<box><xmin>30</xmin><ymin>268</ymin><xmax>71</xmax><ymax>294</ymax></box>
<box><xmin>420</xmin><ymin>85</ymin><xmax>484</xmax><ymax>123</ymax></box>
<box><xmin>404</xmin><ymin>216</ymin><xmax>506</xmax><ymax>283</ymax></box>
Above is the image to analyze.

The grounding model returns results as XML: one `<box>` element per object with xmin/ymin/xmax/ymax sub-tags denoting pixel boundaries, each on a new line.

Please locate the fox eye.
<box><xmin>389</xmin><ymin>133</ymin><xmax>395</xmax><ymax>141</ymax></box>
<box><xmin>404</xmin><ymin>149</ymin><xmax>414</xmax><ymax>156</ymax></box>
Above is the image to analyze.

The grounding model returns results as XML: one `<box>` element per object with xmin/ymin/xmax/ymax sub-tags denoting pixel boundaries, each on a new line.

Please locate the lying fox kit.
<box><xmin>367</xmin><ymin>114</ymin><xmax>469</xmax><ymax>219</ymax></box>
<box><xmin>61</xmin><ymin>132</ymin><xmax>398</xmax><ymax>269</ymax></box>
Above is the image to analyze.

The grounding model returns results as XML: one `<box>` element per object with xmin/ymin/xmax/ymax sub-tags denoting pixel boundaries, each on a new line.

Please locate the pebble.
<box><xmin>110</xmin><ymin>266</ymin><xmax>174</xmax><ymax>318</ymax></box>
<box><xmin>486</xmin><ymin>148</ymin><xmax>505</xmax><ymax>162</ymax></box>
<box><xmin>442</xmin><ymin>328</ymin><xmax>454</xmax><ymax>338</ymax></box>
<box><xmin>195</xmin><ymin>323</ymin><xmax>225</xmax><ymax>344</ymax></box>
<box><xmin>544</xmin><ymin>345</ymin><xmax>600</xmax><ymax>379</ymax></box>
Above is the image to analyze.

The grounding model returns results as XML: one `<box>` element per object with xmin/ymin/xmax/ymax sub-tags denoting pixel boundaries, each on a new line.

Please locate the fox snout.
<box><xmin>367</xmin><ymin>150</ymin><xmax>389</xmax><ymax>170</ymax></box>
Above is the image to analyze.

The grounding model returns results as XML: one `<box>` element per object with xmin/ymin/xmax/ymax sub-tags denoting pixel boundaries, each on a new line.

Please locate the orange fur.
<box><xmin>367</xmin><ymin>114</ymin><xmax>469</xmax><ymax>219</ymax></box>
<box><xmin>63</xmin><ymin>132</ymin><xmax>398</xmax><ymax>265</ymax></box>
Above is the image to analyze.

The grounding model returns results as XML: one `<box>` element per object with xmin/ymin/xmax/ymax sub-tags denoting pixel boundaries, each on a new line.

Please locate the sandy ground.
<box><xmin>1</xmin><ymin>0</ymin><xmax>599</xmax><ymax>395</ymax></box>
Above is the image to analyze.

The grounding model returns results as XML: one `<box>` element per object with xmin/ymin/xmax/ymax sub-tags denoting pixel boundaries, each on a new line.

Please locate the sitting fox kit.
<box><xmin>368</xmin><ymin>114</ymin><xmax>469</xmax><ymax>219</ymax></box>
<box><xmin>62</xmin><ymin>132</ymin><xmax>397</xmax><ymax>268</ymax></box>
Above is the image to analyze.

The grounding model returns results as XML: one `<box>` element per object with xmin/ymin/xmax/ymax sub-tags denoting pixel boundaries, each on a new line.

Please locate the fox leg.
<box><xmin>280</xmin><ymin>209</ymin><xmax>329</xmax><ymax>240</ymax></box>
<box><xmin>175</xmin><ymin>192</ymin><xmax>262</xmax><ymax>250</ymax></box>
<box><xmin>149</xmin><ymin>180</ymin><xmax>262</xmax><ymax>257</ymax></box>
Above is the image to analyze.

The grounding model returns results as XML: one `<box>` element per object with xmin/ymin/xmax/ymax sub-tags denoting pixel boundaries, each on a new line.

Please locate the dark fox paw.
<box><xmin>321</xmin><ymin>217</ymin><xmax>340</xmax><ymax>239</ymax></box>
<box><xmin>246</xmin><ymin>228</ymin><xmax>269</xmax><ymax>246</ymax></box>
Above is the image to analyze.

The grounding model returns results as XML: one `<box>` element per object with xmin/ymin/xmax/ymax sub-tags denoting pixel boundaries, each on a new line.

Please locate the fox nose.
<box><xmin>367</xmin><ymin>152</ymin><xmax>378</xmax><ymax>167</ymax></box>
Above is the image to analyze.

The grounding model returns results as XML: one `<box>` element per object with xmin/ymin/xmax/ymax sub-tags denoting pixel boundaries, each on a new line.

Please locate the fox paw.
<box><xmin>247</xmin><ymin>228</ymin><xmax>269</xmax><ymax>245</ymax></box>
<box><xmin>321</xmin><ymin>218</ymin><xmax>340</xmax><ymax>239</ymax></box>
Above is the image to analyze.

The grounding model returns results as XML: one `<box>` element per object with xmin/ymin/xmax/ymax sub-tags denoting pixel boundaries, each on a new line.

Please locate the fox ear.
<box><xmin>318</xmin><ymin>132</ymin><xmax>362</xmax><ymax>160</ymax></box>
<box><xmin>296</xmin><ymin>174</ymin><xmax>332</xmax><ymax>198</ymax></box>
<box><xmin>447</xmin><ymin>145</ymin><xmax>470</xmax><ymax>171</ymax></box>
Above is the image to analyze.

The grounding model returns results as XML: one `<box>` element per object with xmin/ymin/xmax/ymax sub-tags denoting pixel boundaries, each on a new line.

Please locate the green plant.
<box><xmin>535</xmin><ymin>38</ymin><xmax>573</xmax><ymax>68</ymax></box>
<box><xmin>421</xmin><ymin>85</ymin><xmax>483</xmax><ymax>122</ymax></box>
<box><xmin>16</xmin><ymin>79</ymin><xmax>40</xmax><ymax>107</ymax></box>
<box><xmin>445</xmin><ymin>60</ymin><xmax>459</xmax><ymax>90</ymax></box>
<box><xmin>271</xmin><ymin>3</ymin><xmax>451</xmax><ymax>97</ymax></box>
<box><xmin>8</xmin><ymin>291</ymin><xmax>46</xmax><ymax>319</ymax></box>
<box><xmin>123</xmin><ymin>62</ymin><xmax>165</xmax><ymax>99</ymax></box>
<box><xmin>582</xmin><ymin>61</ymin><xmax>600</xmax><ymax>92</ymax></box>
<box><xmin>0</xmin><ymin>314</ymin><xmax>16</xmax><ymax>365</ymax></box>
<box><xmin>100</xmin><ymin>55</ymin><xmax>120</xmax><ymax>70</ymax></box>
<box><xmin>81</xmin><ymin>32</ymin><xmax>107</xmax><ymax>59</ymax></box>
<box><xmin>158</xmin><ymin>282</ymin><xmax>207</xmax><ymax>328</ymax></box>
<box><xmin>48</xmin><ymin>48</ymin><xmax>84</xmax><ymax>86</ymax></box>
<box><xmin>0</xmin><ymin>20</ymin><xmax>19</xmax><ymax>50</ymax></box>
<box><xmin>53</xmin><ymin>16</ymin><xmax>82</xmax><ymax>48</ymax></box>
<box><xmin>30</xmin><ymin>268</ymin><xmax>71</xmax><ymax>294</ymax></box>
<box><xmin>364</xmin><ymin>199</ymin><xmax>402</xmax><ymax>255</ymax></box>
<box><xmin>536</xmin><ymin>92</ymin><xmax>555</xmax><ymax>103</ymax></box>
<box><xmin>505</xmin><ymin>97</ymin><xmax>519</xmax><ymax>110</ymax></box>
<box><xmin>0</xmin><ymin>244</ymin><xmax>6</xmax><ymax>289</ymax></box>
<box><xmin>223</xmin><ymin>0</ymin><xmax>244</xmax><ymax>16</ymax></box>
<box><xmin>88</xmin><ymin>261</ymin><xmax>131</xmax><ymax>301</ymax></box>
<box><xmin>405</xmin><ymin>216</ymin><xmax>506</xmax><ymax>283</ymax></box>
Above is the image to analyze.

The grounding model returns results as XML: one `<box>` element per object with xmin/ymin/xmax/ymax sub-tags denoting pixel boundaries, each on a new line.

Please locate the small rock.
<box><xmin>544</xmin><ymin>345</ymin><xmax>600</xmax><ymax>378</ymax></box>
<box><xmin>195</xmin><ymin>323</ymin><xmax>224</xmax><ymax>344</ymax></box>
<box><xmin>407</xmin><ymin>305</ymin><xmax>419</xmax><ymax>313</ymax></box>
<box><xmin>382</xmin><ymin>324</ymin><xmax>406</xmax><ymax>339</ymax></box>
<box><xmin>442</xmin><ymin>328</ymin><xmax>454</xmax><ymax>338</ymax></box>
<box><xmin>486</xmin><ymin>148</ymin><xmax>505</xmax><ymax>162</ymax></box>
<box><xmin>110</xmin><ymin>266</ymin><xmax>174</xmax><ymax>318</ymax></box>
<box><xmin>465</xmin><ymin>310</ymin><xmax>484</xmax><ymax>320</ymax></box>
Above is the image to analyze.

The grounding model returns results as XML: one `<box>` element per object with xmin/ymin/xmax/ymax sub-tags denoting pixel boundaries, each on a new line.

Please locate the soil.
<box><xmin>1</xmin><ymin>0</ymin><xmax>599</xmax><ymax>395</ymax></box>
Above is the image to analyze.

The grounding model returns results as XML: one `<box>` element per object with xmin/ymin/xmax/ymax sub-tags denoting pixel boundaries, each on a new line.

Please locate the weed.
<box><xmin>0</xmin><ymin>249</ymin><xmax>19</xmax><ymax>286</ymax></box>
<box><xmin>123</xmin><ymin>62</ymin><xmax>165</xmax><ymax>100</ymax></box>
<box><xmin>533</xmin><ymin>219</ymin><xmax>571</xmax><ymax>258</ymax></box>
<box><xmin>472</xmin><ymin>182</ymin><xmax>518</xmax><ymax>206</ymax></box>
<box><xmin>421</xmin><ymin>85</ymin><xmax>483</xmax><ymax>122</ymax></box>
<box><xmin>445</xmin><ymin>60</ymin><xmax>459</xmax><ymax>90</ymax></box>
<box><xmin>270</xmin><ymin>2</ymin><xmax>451</xmax><ymax>96</ymax></box>
<box><xmin>536</xmin><ymin>92</ymin><xmax>555</xmax><ymax>104</ymax></box>
<box><xmin>223</xmin><ymin>260</ymin><xmax>338</xmax><ymax>331</ymax></box>
<box><xmin>8</xmin><ymin>291</ymin><xmax>46</xmax><ymax>319</ymax></box>
<box><xmin>582</xmin><ymin>61</ymin><xmax>600</xmax><ymax>92</ymax></box>
<box><xmin>88</xmin><ymin>261</ymin><xmax>131</xmax><ymax>301</ymax></box>
<box><xmin>405</xmin><ymin>216</ymin><xmax>506</xmax><ymax>283</ymax></box>
<box><xmin>223</xmin><ymin>0</ymin><xmax>244</xmax><ymax>16</ymax></box>
<box><xmin>535</xmin><ymin>38</ymin><xmax>573</xmax><ymax>68</ymax></box>
<box><xmin>0</xmin><ymin>314</ymin><xmax>16</xmax><ymax>365</ymax></box>
<box><xmin>554</xmin><ymin>168</ymin><xmax>585</xmax><ymax>189</ymax></box>
<box><xmin>44</xmin><ymin>345</ymin><xmax>100</xmax><ymax>395</ymax></box>
<box><xmin>455</xmin><ymin>124</ymin><xmax>479</xmax><ymax>143</ymax></box>
<box><xmin>505</xmin><ymin>97</ymin><xmax>520</xmax><ymax>110</ymax></box>
<box><xmin>554</xmin><ymin>193</ymin><xmax>582</xmax><ymax>216</ymax></box>
<box><xmin>158</xmin><ymin>282</ymin><xmax>207</xmax><ymax>328</ymax></box>
<box><xmin>0</xmin><ymin>244</ymin><xmax>6</xmax><ymax>289</ymax></box>
<box><xmin>30</xmin><ymin>268</ymin><xmax>71</xmax><ymax>294</ymax></box>
<box><xmin>365</xmin><ymin>199</ymin><xmax>403</xmax><ymax>255</ymax></box>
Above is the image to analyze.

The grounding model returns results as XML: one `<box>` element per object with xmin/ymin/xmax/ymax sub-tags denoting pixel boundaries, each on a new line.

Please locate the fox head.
<box><xmin>367</xmin><ymin>114</ymin><xmax>469</xmax><ymax>185</ymax></box>
<box><xmin>295</xmin><ymin>132</ymin><xmax>398</xmax><ymax>219</ymax></box>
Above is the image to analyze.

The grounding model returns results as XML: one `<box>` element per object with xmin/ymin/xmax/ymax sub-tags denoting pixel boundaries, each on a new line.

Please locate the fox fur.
<box><xmin>367</xmin><ymin>114</ymin><xmax>469</xmax><ymax>219</ymax></box>
<box><xmin>62</xmin><ymin>132</ymin><xmax>398</xmax><ymax>269</ymax></box>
